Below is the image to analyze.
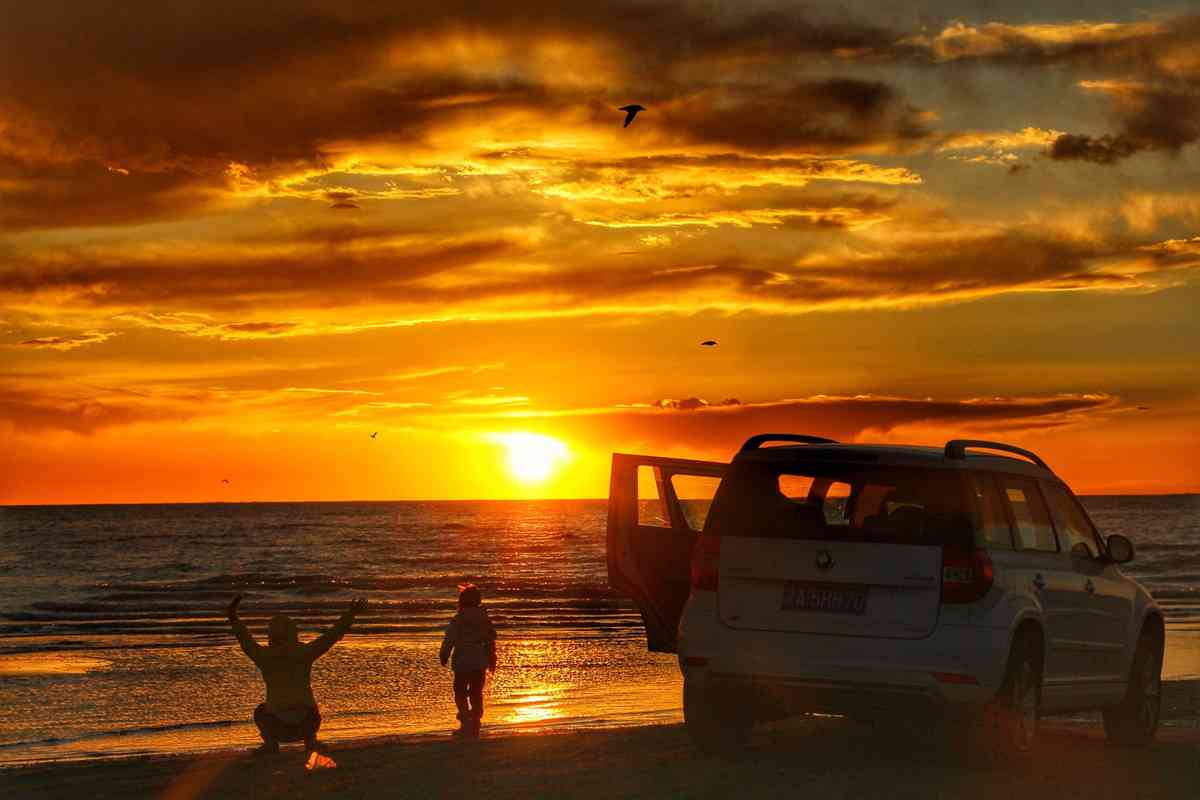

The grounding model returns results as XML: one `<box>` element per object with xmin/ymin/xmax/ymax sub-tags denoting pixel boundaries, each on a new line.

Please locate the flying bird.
<box><xmin>221</xmin><ymin>478</ymin><xmax>230</xmax><ymax>484</ymax></box>
<box><xmin>370</xmin><ymin>431</ymin><xmax>378</xmax><ymax>439</ymax></box>
<box><xmin>700</xmin><ymin>340</ymin><xmax>718</xmax><ymax>347</ymax></box>
<box><xmin>1136</xmin><ymin>406</ymin><xmax>1150</xmax><ymax>411</ymax></box>
<box><xmin>619</xmin><ymin>104</ymin><xmax>645</xmax><ymax>128</ymax></box>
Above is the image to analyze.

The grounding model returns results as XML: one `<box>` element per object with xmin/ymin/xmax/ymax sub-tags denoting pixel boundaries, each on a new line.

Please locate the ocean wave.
<box><xmin>1149</xmin><ymin>587</ymin><xmax>1200</xmax><ymax>600</ymax></box>
<box><xmin>0</xmin><ymin>611</ymin><xmax>645</xmax><ymax>638</ymax></box>
<box><xmin>0</xmin><ymin>718</ymin><xmax>243</xmax><ymax>750</ymax></box>
<box><xmin>91</xmin><ymin>573</ymin><xmax>619</xmax><ymax>599</ymax></box>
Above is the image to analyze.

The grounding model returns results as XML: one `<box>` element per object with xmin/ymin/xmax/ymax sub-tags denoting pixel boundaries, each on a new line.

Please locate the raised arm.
<box><xmin>307</xmin><ymin>598</ymin><xmax>366</xmax><ymax>661</ymax></box>
<box><xmin>227</xmin><ymin>596</ymin><xmax>263</xmax><ymax>664</ymax></box>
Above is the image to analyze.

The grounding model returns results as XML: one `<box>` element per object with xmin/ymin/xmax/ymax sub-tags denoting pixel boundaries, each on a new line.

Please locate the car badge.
<box><xmin>815</xmin><ymin>550</ymin><xmax>834</xmax><ymax>570</ymax></box>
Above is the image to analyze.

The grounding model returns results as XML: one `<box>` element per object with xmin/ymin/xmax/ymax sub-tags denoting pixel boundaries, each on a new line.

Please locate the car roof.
<box><xmin>734</xmin><ymin>442</ymin><xmax>1058</xmax><ymax>480</ymax></box>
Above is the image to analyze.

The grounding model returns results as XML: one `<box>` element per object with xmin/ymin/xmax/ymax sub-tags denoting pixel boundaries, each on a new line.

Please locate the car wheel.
<box><xmin>975</xmin><ymin>635</ymin><xmax>1041</xmax><ymax>763</ymax></box>
<box><xmin>1103</xmin><ymin>630</ymin><xmax>1162</xmax><ymax>747</ymax></box>
<box><xmin>683</xmin><ymin>678</ymin><xmax>752</xmax><ymax>755</ymax></box>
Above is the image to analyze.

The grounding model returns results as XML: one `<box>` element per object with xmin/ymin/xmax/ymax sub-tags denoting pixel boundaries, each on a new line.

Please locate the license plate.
<box><xmin>781</xmin><ymin>582</ymin><xmax>868</xmax><ymax>615</ymax></box>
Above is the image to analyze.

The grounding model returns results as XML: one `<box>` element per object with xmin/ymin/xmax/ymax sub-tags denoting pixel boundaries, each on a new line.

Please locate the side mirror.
<box><xmin>1107</xmin><ymin>534</ymin><xmax>1134</xmax><ymax>564</ymax></box>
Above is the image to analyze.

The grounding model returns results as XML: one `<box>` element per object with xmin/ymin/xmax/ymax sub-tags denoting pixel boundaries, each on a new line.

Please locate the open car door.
<box><xmin>607</xmin><ymin>452</ymin><xmax>727</xmax><ymax>653</ymax></box>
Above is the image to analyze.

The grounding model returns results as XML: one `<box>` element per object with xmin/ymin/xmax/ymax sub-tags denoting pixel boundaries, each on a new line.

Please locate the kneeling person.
<box><xmin>227</xmin><ymin>595</ymin><xmax>366</xmax><ymax>754</ymax></box>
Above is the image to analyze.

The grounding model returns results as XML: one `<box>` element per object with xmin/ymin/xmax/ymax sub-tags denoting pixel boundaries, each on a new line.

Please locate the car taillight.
<box><xmin>931</xmin><ymin>671</ymin><xmax>979</xmax><ymax>685</ymax></box>
<box><xmin>691</xmin><ymin>534</ymin><xmax>720</xmax><ymax>591</ymax></box>
<box><xmin>940</xmin><ymin>545</ymin><xmax>993</xmax><ymax>604</ymax></box>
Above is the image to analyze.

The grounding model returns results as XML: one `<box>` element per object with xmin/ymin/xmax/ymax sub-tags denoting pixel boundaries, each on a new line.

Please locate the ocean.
<box><xmin>0</xmin><ymin>496</ymin><xmax>1197</xmax><ymax>765</ymax></box>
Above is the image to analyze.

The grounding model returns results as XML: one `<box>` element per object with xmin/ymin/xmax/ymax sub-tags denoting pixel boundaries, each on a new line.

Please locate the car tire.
<box><xmin>683</xmin><ymin>678</ymin><xmax>752</xmax><ymax>755</ymax></box>
<box><xmin>1103</xmin><ymin>629</ymin><xmax>1163</xmax><ymax>747</ymax></box>
<box><xmin>972</xmin><ymin>633</ymin><xmax>1041</xmax><ymax>764</ymax></box>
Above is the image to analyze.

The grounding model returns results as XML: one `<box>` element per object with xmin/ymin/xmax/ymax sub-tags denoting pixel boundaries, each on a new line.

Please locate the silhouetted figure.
<box><xmin>700</xmin><ymin>339</ymin><xmax>717</xmax><ymax>346</ymax></box>
<box><xmin>619</xmin><ymin>104</ymin><xmax>645</xmax><ymax>127</ymax></box>
<box><xmin>222</xmin><ymin>478</ymin><xmax>230</xmax><ymax>484</ymax></box>
<box><xmin>370</xmin><ymin>431</ymin><xmax>378</xmax><ymax>439</ymax></box>
<box><xmin>227</xmin><ymin>595</ymin><xmax>366</xmax><ymax>755</ymax></box>
<box><xmin>439</xmin><ymin>584</ymin><xmax>497</xmax><ymax>738</ymax></box>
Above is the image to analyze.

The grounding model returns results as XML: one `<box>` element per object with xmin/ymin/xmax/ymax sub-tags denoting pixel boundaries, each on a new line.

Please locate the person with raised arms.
<box><xmin>227</xmin><ymin>594</ymin><xmax>366</xmax><ymax>756</ymax></box>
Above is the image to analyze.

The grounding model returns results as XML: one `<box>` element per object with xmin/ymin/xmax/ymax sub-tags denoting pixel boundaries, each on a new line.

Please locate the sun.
<box><xmin>492</xmin><ymin>432</ymin><xmax>569</xmax><ymax>483</ymax></box>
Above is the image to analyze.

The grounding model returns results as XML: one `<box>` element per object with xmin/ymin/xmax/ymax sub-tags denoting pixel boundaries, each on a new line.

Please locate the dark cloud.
<box><xmin>538</xmin><ymin>394</ymin><xmax>1118</xmax><ymax>457</ymax></box>
<box><xmin>0</xmin><ymin>75</ymin><xmax>553</xmax><ymax>227</ymax></box>
<box><xmin>1050</xmin><ymin>85</ymin><xmax>1200</xmax><ymax>165</ymax></box>
<box><xmin>391</xmin><ymin>230</ymin><xmax>1134</xmax><ymax>309</ymax></box>
<box><xmin>657</xmin><ymin>397</ymin><xmax>743</xmax><ymax>410</ymax></box>
<box><xmin>1</xmin><ymin>2</ymin><xmax>899</xmax><ymax>88</ymax></box>
<box><xmin>0</xmin><ymin>237</ymin><xmax>521</xmax><ymax>309</ymax></box>
<box><xmin>887</xmin><ymin>14</ymin><xmax>1200</xmax><ymax>167</ymax></box>
<box><xmin>2</xmin><ymin>3</ymin><xmax>1197</xmax><ymax>233</ymax></box>
<box><xmin>0</xmin><ymin>384</ymin><xmax>190</xmax><ymax>435</ymax></box>
<box><xmin>0</xmin><ymin>2</ymin><xmax>923</xmax><ymax>230</ymax></box>
<box><xmin>658</xmin><ymin>80</ymin><xmax>932</xmax><ymax>154</ymax></box>
<box><xmin>0</xmin><ymin>157</ymin><xmax>222</xmax><ymax>232</ymax></box>
<box><xmin>1049</xmin><ymin>133</ymin><xmax>1139</xmax><ymax>165</ymax></box>
<box><xmin>3</xmin><ymin>225</ymin><xmax>1177</xmax><ymax>318</ymax></box>
<box><xmin>220</xmin><ymin>321</ymin><xmax>300</xmax><ymax>336</ymax></box>
<box><xmin>891</xmin><ymin>17</ymin><xmax>1192</xmax><ymax>69</ymax></box>
<box><xmin>12</xmin><ymin>331</ymin><xmax>117</xmax><ymax>351</ymax></box>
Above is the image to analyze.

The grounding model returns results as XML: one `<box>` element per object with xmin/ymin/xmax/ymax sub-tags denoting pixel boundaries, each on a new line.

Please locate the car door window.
<box><xmin>669</xmin><ymin>474</ymin><xmax>722</xmax><ymax>532</ymax></box>
<box><xmin>637</xmin><ymin>465</ymin><xmax>669</xmax><ymax>527</ymax></box>
<box><xmin>997</xmin><ymin>475</ymin><xmax>1058</xmax><ymax>552</ymax></box>
<box><xmin>1042</xmin><ymin>482</ymin><xmax>1104</xmax><ymax>559</ymax></box>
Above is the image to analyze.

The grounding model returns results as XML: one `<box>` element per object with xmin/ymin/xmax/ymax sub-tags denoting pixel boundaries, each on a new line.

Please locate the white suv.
<box><xmin>607</xmin><ymin>435</ymin><xmax>1164</xmax><ymax>757</ymax></box>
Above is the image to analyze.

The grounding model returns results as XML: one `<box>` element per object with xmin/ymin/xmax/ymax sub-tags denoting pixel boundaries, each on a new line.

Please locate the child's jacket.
<box><xmin>440</xmin><ymin>606</ymin><xmax>497</xmax><ymax>672</ymax></box>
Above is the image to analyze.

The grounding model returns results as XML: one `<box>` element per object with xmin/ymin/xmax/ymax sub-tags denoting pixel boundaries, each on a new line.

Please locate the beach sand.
<box><xmin>3</xmin><ymin>680</ymin><xmax>1197</xmax><ymax>800</ymax></box>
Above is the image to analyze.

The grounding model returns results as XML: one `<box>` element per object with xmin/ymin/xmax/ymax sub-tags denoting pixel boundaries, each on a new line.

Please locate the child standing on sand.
<box><xmin>439</xmin><ymin>584</ymin><xmax>497</xmax><ymax>737</ymax></box>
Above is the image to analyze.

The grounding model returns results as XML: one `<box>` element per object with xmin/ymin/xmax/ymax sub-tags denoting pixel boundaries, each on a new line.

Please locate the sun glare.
<box><xmin>492</xmin><ymin>432</ymin><xmax>569</xmax><ymax>483</ymax></box>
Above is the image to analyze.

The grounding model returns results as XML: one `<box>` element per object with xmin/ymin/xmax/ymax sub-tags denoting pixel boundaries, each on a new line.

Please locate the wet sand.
<box><xmin>3</xmin><ymin>680</ymin><xmax>1197</xmax><ymax>800</ymax></box>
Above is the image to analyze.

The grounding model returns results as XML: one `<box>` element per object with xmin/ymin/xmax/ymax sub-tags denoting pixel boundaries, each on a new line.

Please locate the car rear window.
<box><xmin>706</xmin><ymin>460</ymin><xmax>973</xmax><ymax>545</ymax></box>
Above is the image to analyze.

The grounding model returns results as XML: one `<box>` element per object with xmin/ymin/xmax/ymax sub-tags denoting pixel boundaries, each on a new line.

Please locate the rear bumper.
<box><xmin>694</xmin><ymin>672</ymin><xmax>974</xmax><ymax>719</ymax></box>
<box><xmin>679</xmin><ymin>591</ymin><xmax>1008</xmax><ymax>710</ymax></box>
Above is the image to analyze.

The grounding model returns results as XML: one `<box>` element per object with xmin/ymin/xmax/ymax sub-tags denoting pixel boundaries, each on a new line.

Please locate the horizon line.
<box><xmin>3</xmin><ymin>491</ymin><xmax>1198</xmax><ymax>509</ymax></box>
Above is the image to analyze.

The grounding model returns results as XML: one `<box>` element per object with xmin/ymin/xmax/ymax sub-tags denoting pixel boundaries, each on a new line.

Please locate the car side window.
<box><xmin>1042</xmin><ymin>482</ymin><xmax>1104</xmax><ymax>559</ymax></box>
<box><xmin>969</xmin><ymin>473</ymin><xmax>1014</xmax><ymax>549</ymax></box>
<box><xmin>997</xmin><ymin>475</ymin><xmax>1058</xmax><ymax>552</ymax></box>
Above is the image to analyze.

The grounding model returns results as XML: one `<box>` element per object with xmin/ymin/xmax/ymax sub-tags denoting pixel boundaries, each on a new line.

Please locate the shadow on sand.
<box><xmin>3</xmin><ymin>714</ymin><xmax>1198</xmax><ymax>800</ymax></box>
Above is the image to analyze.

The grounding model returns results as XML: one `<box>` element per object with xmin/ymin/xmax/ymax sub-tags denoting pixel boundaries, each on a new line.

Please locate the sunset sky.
<box><xmin>2</xmin><ymin>1</ymin><xmax>1197</xmax><ymax>503</ymax></box>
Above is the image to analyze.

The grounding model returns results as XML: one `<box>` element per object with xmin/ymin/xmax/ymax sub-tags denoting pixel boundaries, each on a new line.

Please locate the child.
<box><xmin>439</xmin><ymin>583</ymin><xmax>497</xmax><ymax>737</ymax></box>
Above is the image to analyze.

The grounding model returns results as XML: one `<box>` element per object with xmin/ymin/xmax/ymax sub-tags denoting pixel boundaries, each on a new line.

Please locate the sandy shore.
<box><xmin>3</xmin><ymin>680</ymin><xmax>1197</xmax><ymax>800</ymax></box>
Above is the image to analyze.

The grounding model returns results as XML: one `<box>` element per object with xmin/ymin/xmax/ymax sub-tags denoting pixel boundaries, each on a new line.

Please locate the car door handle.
<box><xmin>1084</xmin><ymin>579</ymin><xmax>1095</xmax><ymax>594</ymax></box>
<box><xmin>1032</xmin><ymin>574</ymin><xmax>1045</xmax><ymax>590</ymax></box>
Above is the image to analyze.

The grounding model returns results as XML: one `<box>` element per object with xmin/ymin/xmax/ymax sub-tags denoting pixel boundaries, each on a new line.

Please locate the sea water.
<box><xmin>0</xmin><ymin>496</ymin><xmax>1196</xmax><ymax>764</ymax></box>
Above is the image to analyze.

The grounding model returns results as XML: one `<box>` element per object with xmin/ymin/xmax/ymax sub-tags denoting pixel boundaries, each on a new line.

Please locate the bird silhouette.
<box><xmin>1136</xmin><ymin>406</ymin><xmax>1150</xmax><ymax>411</ymax></box>
<box><xmin>700</xmin><ymin>340</ymin><xmax>717</xmax><ymax>347</ymax></box>
<box><xmin>619</xmin><ymin>104</ymin><xmax>645</xmax><ymax>128</ymax></box>
<box><xmin>370</xmin><ymin>431</ymin><xmax>378</xmax><ymax>439</ymax></box>
<box><xmin>221</xmin><ymin>478</ymin><xmax>230</xmax><ymax>484</ymax></box>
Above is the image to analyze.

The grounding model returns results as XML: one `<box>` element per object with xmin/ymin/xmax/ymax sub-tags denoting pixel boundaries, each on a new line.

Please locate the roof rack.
<box><xmin>944</xmin><ymin>439</ymin><xmax>1050</xmax><ymax>470</ymax></box>
<box><xmin>740</xmin><ymin>433</ymin><xmax>838</xmax><ymax>453</ymax></box>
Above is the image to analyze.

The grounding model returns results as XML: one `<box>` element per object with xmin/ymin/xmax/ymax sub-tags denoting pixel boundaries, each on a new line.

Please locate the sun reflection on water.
<box><xmin>489</xmin><ymin>637</ymin><xmax>577</xmax><ymax>727</ymax></box>
<box><xmin>502</xmin><ymin>688</ymin><xmax>566</xmax><ymax>725</ymax></box>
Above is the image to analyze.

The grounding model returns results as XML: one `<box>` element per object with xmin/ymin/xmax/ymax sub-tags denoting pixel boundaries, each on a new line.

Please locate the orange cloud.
<box><xmin>898</xmin><ymin>20</ymin><xmax>1167</xmax><ymax>63</ymax></box>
